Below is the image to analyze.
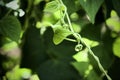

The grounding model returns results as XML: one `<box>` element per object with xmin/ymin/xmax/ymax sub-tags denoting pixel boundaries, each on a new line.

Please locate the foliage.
<box><xmin>0</xmin><ymin>0</ymin><xmax>120</xmax><ymax>80</ymax></box>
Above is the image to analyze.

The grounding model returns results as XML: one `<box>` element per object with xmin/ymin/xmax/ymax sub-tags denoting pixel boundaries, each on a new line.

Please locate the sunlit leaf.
<box><xmin>0</xmin><ymin>0</ymin><xmax>118</xmax><ymax>79</ymax></box>
<box><xmin>44</xmin><ymin>1</ymin><xmax>60</xmax><ymax>13</ymax></box>
<box><xmin>53</xmin><ymin>10</ymin><xmax>61</xmax><ymax>20</ymax></box>
<box><xmin>53</xmin><ymin>27</ymin><xmax>72</xmax><ymax>45</ymax></box>
<box><xmin>82</xmin><ymin>38</ymin><xmax>99</xmax><ymax>47</ymax></box>
<box><xmin>113</xmin><ymin>37</ymin><xmax>120</xmax><ymax>58</ymax></box>
<box><xmin>79</xmin><ymin>0</ymin><xmax>104</xmax><ymax>23</ymax></box>
<box><xmin>34</xmin><ymin>0</ymin><xmax>43</xmax><ymax>5</ymax></box>
<box><xmin>30</xmin><ymin>74</ymin><xmax>39</xmax><ymax>80</ymax></box>
<box><xmin>73</xmin><ymin>48</ymin><xmax>89</xmax><ymax>62</ymax></box>
<box><xmin>1</xmin><ymin>41</ymin><xmax>18</xmax><ymax>52</ymax></box>
<box><xmin>106</xmin><ymin>10</ymin><xmax>120</xmax><ymax>33</ymax></box>
<box><xmin>70</xmin><ymin>13</ymin><xmax>79</xmax><ymax>21</ymax></box>
<box><xmin>6</xmin><ymin>65</ymin><xmax>31</xmax><ymax>80</ymax></box>
<box><xmin>72</xmin><ymin>23</ymin><xmax>81</xmax><ymax>33</ymax></box>
<box><xmin>0</xmin><ymin>16</ymin><xmax>21</xmax><ymax>42</ymax></box>
<box><xmin>42</xmin><ymin>12</ymin><xmax>59</xmax><ymax>25</ymax></box>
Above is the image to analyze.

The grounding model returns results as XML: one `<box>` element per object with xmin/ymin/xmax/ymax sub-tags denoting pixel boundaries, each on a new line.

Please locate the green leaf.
<box><xmin>0</xmin><ymin>16</ymin><xmax>21</xmax><ymax>42</ymax></box>
<box><xmin>21</xmin><ymin>25</ymin><xmax>48</xmax><ymax>70</ymax></box>
<box><xmin>72</xmin><ymin>62</ymin><xmax>102</xmax><ymax>80</ymax></box>
<box><xmin>72</xmin><ymin>62</ymin><xmax>90</xmax><ymax>76</ymax></box>
<box><xmin>37</xmin><ymin>60</ymin><xmax>81</xmax><ymax>80</ymax></box>
<box><xmin>82</xmin><ymin>38</ymin><xmax>99</xmax><ymax>47</ymax></box>
<box><xmin>113</xmin><ymin>37</ymin><xmax>120</xmax><ymax>58</ymax></box>
<box><xmin>46</xmin><ymin>41</ymin><xmax>76</xmax><ymax>62</ymax></box>
<box><xmin>53</xmin><ymin>27</ymin><xmax>72</xmax><ymax>45</ymax></box>
<box><xmin>34</xmin><ymin>0</ymin><xmax>43</xmax><ymax>5</ymax></box>
<box><xmin>91</xmin><ymin>41</ymin><xmax>114</xmax><ymax>69</ymax></box>
<box><xmin>6</xmin><ymin>65</ymin><xmax>31</xmax><ymax>80</ymax></box>
<box><xmin>62</xmin><ymin>0</ymin><xmax>77</xmax><ymax>14</ymax></box>
<box><xmin>1</xmin><ymin>41</ymin><xmax>18</xmax><ymax>52</ymax></box>
<box><xmin>73</xmin><ymin>48</ymin><xmax>89</xmax><ymax>62</ymax></box>
<box><xmin>79</xmin><ymin>0</ymin><xmax>104</xmax><ymax>23</ymax></box>
<box><xmin>86</xmin><ymin>69</ymin><xmax>102</xmax><ymax>80</ymax></box>
<box><xmin>44</xmin><ymin>1</ymin><xmax>60</xmax><ymax>13</ymax></box>
<box><xmin>30</xmin><ymin>74</ymin><xmax>39</xmax><ymax>80</ymax></box>
<box><xmin>106</xmin><ymin>10</ymin><xmax>120</xmax><ymax>33</ymax></box>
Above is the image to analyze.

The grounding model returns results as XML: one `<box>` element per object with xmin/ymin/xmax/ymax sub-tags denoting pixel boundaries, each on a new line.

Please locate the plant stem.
<box><xmin>59</xmin><ymin>0</ymin><xmax>74</xmax><ymax>33</ymax></box>
<box><xmin>59</xmin><ymin>0</ymin><xmax>112</xmax><ymax>80</ymax></box>
<box><xmin>81</xmin><ymin>40</ymin><xmax>112</xmax><ymax>80</ymax></box>
<box><xmin>65</xmin><ymin>38</ymin><xmax>77</xmax><ymax>42</ymax></box>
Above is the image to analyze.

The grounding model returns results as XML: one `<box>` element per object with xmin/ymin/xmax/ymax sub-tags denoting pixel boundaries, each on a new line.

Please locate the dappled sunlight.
<box><xmin>0</xmin><ymin>0</ymin><xmax>120</xmax><ymax>80</ymax></box>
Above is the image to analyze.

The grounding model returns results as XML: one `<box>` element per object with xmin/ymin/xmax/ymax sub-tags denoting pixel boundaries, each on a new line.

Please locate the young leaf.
<box><xmin>0</xmin><ymin>16</ymin><xmax>21</xmax><ymax>42</ymax></box>
<box><xmin>44</xmin><ymin>1</ymin><xmax>60</xmax><ymax>13</ymax></box>
<box><xmin>82</xmin><ymin>38</ymin><xmax>99</xmax><ymax>47</ymax></box>
<box><xmin>79</xmin><ymin>0</ymin><xmax>104</xmax><ymax>23</ymax></box>
<box><xmin>106</xmin><ymin>10</ymin><xmax>120</xmax><ymax>33</ymax></box>
<box><xmin>53</xmin><ymin>27</ymin><xmax>72</xmax><ymax>45</ymax></box>
<box><xmin>113</xmin><ymin>37</ymin><xmax>120</xmax><ymax>58</ymax></box>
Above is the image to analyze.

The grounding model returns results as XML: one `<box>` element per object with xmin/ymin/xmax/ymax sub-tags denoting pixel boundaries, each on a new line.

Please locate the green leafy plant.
<box><xmin>0</xmin><ymin>0</ymin><xmax>120</xmax><ymax>80</ymax></box>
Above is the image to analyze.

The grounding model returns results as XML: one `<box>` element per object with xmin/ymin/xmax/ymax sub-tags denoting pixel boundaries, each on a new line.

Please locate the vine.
<box><xmin>0</xmin><ymin>0</ymin><xmax>119</xmax><ymax>79</ymax></box>
<box><xmin>58</xmin><ymin>0</ymin><xmax>112</xmax><ymax>80</ymax></box>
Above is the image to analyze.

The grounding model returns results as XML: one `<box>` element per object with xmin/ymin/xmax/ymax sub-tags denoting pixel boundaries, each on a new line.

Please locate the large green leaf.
<box><xmin>53</xmin><ymin>27</ymin><xmax>72</xmax><ymax>45</ymax></box>
<box><xmin>79</xmin><ymin>0</ymin><xmax>104</xmax><ymax>23</ymax></box>
<box><xmin>37</xmin><ymin>60</ymin><xmax>81</xmax><ymax>80</ymax></box>
<box><xmin>46</xmin><ymin>41</ymin><xmax>76</xmax><ymax>62</ymax></box>
<box><xmin>0</xmin><ymin>16</ymin><xmax>21</xmax><ymax>42</ymax></box>
<box><xmin>113</xmin><ymin>37</ymin><xmax>120</xmax><ymax>58</ymax></box>
<box><xmin>21</xmin><ymin>25</ymin><xmax>48</xmax><ymax>70</ymax></box>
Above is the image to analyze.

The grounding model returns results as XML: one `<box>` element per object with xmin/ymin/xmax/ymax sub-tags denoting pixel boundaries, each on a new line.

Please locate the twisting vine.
<box><xmin>58</xmin><ymin>0</ymin><xmax>112</xmax><ymax>80</ymax></box>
